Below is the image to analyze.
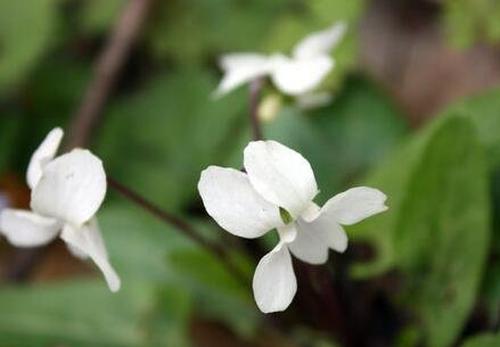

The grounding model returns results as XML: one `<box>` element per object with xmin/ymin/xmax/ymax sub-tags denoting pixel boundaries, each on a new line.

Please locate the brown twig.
<box><xmin>65</xmin><ymin>0</ymin><xmax>153</xmax><ymax>149</ymax></box>
<box><xmin>107</xmin><ymin>177</ymin><xmax>248</xmax><ymax>286</ymax></box>
<box><xmin>249</xmin><ymin>78</ymin><xmax>264</xmax><ymax>141</ymax></box>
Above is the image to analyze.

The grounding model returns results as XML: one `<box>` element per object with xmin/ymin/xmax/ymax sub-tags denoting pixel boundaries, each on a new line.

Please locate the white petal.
<box><xmin>26</xmin><ymin>127</ymin><xmax>64</xmax><ymax>189</ymax></box>
<box><xmin>253</xmin><ymin>242</ymin><xmax>297</xmax><ymax>313</ymax></box>
<box><xmin>61</xmin><ymin>219</ymin><xmax>121</xmax><ymax>292</ymax></box>
<box><xmin>198</xmin><ymin>166</ymin><xmax>282</xmax><ymax>239</ymax></box>
<box><xmin>271</xmin><ymin>55</ymin><xmax>334</xmax><ymax>96</ymax></box>
<box><xmin>244</xmin><ymin>140</ymin><xmax>318</xmax><ymax>218</ymax></box>
<box><xmin>320</xmin><ymin>187</ymin><xmax>388</xmax><ymax>225</ymax></box>
<box><xmin>214</xmin><ymin>53</ymin><xmax>274</xmax><ymax>97</ymax></box>
<box><xmin>297</xmin><ymin>216</ymin><xmax>348</xmax><ymax>255</ymax></box>
<box><xmin>31</xmin><ymin>149</ymin><xmax>107</xmax><ymax>226</ymax></box>
<box><xmin>66</xmin><ymin>243</ymin><xmax>89</xmax><ymax>259</ymax></box>
<box><xmin>292</xmin><ymin>22</ymin><xmax>347</xmax><ymax>59</ymax></box>
<box><xmin>0</xmin><ymin>208</ymin><xmax>60</xmax><ymax>247</ymax></box>
<box><xmin>277</xmin><ymin>223</ymin><xmax>298</xmax><ymax>244</ymax></box>
<box><xmin>287</xmin><ymin>221</ymin><xmax>330</xmax><ymax>264</ymax></box>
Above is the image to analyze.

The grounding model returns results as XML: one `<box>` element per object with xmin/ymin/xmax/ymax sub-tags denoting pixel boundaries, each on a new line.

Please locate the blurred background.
<box><xmin>1</xmin><ymin>0</ymin><xmax>500</xmax><ymax>346</ymax></box>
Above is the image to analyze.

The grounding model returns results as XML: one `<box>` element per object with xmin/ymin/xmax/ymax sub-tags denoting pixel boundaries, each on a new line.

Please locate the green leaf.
<box><xmin>352</xmin><ymin>115</ymin><xmax>490</xmax><ymax>347</ymax></box>
<box><xmin>0</xmin><ymin>0</ymin><xmax>57</xmax><ymax>93</ymax></box>
<box><xmin>0</xmin><ymin>204</ymin><xmax>193</xmax><ymax>346</ymax></box>
<box><xmin>400</xmin><ymin>117</ymin><xmax>490</xmax><ymax>347</ymax></box>
<box><xmin>447</xmin><ymin>87</ymin><xmax>500</xmax><ymax>168</ymax></box>
<box><xmin>461</xmin><ymin>334</ymin><xmax>500</xmax><ymax>347</ymax></box>
<box><xmin>169</xmin><ymin>247</ymin><xmax>258</xmax><ymax>337</ymax></box>
<box><xmin>97</xmin><ymin>69</ymin><xmax>247</xmax><ymax>211</ymax></box>
<box><xmin>146</xmin><ymin>0</ymin><xmax>290</xmax><ymax>64</ymax></box>
<box><xmin>80</xmin><ymin>0</ymin><xmax>126</xmax><ymax>34</ymax></box>
<box><xmin>443</xmin><ymin>0</ymin><xmax>500</xmax><ymax>48</ymax></box>
<box><xmin>0</xmin><ymin>281</ymin><xmax>159</xmax><ymax>347</ymax></box>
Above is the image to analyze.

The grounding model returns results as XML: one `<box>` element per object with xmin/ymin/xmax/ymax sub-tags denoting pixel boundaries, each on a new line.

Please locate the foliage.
<box><xmin>0</xmin><ymin>0</ymin><xmax>57</xmax><ymax>94</ymax></box>
<box><xmin>1</xmin><ymin>0</ymin><xmax>500</xmax><ymax>346</ymax></box>
<box><xmin>461</xmin><ymin>334</ymin><xmax>500</xmax><ymax>347</ymax></box>
<box><xmin>444</xmin><ymin>0</ymin><xmax>500</xmax><ymax>48</ymax></box>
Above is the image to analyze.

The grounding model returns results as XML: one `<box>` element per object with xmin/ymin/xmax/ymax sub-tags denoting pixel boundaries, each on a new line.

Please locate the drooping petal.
<box><xmin>296</xmin><ymin>216</ymin><xmax>348</xmax><ymax>256</ymax></box>
<box><xmin>271</xmin><ymin>55</ymin><xmax>334</xmax><ymax>96</ymax></box>
<box><xmin>198</xmin><ymin>166</ymin><xmax>282</xmax><ymax>239</ymax></box>
<box><xmin>277</xmin><ymin>223</ymin><xmax>297</xmax><ymax>244</ymax></box>
<box><xmin>31</xmin><ymin>149</ymin><xmax>107</xmax><ymax>226</ymax></box>
<box><xmin>26</xmin><ymin>127</ymin><xmax>64</xmax><ymax>189</ymax></box>
<box><xmin>213</xmin><ymin>53</ymin><xmax>274</xmax><ymax>97</ymax></box>
<box><xmin>61</xmin><ymin>219</ymin><xmax>121</xmax><ymax>292</ymax></box>
<box><xmin>253</xmin><ymin>242</ymin><xmax>297</xmax><ymax>313</ymax></box>
<box><xmin>0</xmin><ymin>208</ymin><xmax>60</xmax><ymax>247</ymax></box>
<box><xmin>287</xmin><ymin>220</ymin><xmax>331</xmax><ymax>264</ymax></box>
<box><xmin>292</xmin><ymin>22</ymin><xmax>347</xmax><ymax>59</ymax></box>
<box><xmin>244</xmin><ymin>140</ymin><xmax>318</xmax><ymax>218</ymax></box>
<box><xmin>320</xmin><ymin>187</ymin><xmax>388</xmax><ymax>225</ymax></box>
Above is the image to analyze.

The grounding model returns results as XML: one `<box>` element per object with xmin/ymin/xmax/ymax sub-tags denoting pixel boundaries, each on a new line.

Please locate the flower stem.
<box><xmin>66</xmin><ymin>0</ymin><xmax>153</xmax><ymax>149</ymax></box>
<box><xmin>249</xmin><ymin>78</ymin><xmax>264</xmax><ymax>141</ymax></box>
<box><xmin>107</xmin><ymin>177</ymin><xmax>248</xmax><ymax>286</ymax></box>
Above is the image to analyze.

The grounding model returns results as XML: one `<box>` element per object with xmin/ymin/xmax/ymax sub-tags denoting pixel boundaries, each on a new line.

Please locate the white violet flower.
<box><xmin>0</xmin><ymin>127</ymin><xmax>120</xmax><ymax>292</ymax></box>
<box><xmin>198</xmin><ymin>140</ymin><xmax>387</xmax><ymax>313</ymax></box>
<box><xmin>214</xmin><ymin>22</ymin><xmax>346</xmax><ymax>98</ymax></box>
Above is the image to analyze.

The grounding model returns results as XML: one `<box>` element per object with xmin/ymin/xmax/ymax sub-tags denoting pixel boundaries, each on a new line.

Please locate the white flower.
<box><xmin>198</xmin><ymin>140</ymin><xmax>387</xmax><ymax>313</ymax></box>
<box><xmin>214</xmin><ymin>22</ymin><xmax>347</xmax><ymax>98</ymax></box>
<box><xmin>0</xmin><ymin>128</ymin><xmax>120</xmax><ymax>292</ymax></box>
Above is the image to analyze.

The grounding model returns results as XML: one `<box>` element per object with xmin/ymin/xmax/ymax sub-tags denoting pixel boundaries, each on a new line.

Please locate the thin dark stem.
<box><xmin>65</xmin><ymin>0</ymin><xmax>153</xmax><ymax>150</ymax></box>
<box><xmin>249</xmin><ymin>78</ymin><xmax>264</xmax><ymax>141</ymax></box>
<box><xmin>107</xmin><ymin>177</ymin><xmax>248</xmax><ymax>286</ymax></box>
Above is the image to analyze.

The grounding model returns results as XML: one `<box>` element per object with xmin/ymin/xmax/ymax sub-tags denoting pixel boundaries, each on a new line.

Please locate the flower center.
<box><xmin>279</xmin><ymin>207</ymin><xmax>293</xmax><ymax>224</ymax></box>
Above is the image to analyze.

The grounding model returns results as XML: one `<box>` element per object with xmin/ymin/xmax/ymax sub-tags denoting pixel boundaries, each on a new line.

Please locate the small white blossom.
<box><xmin>214</xmin><ymin>22</ymin><xmax>346</xmax><ymax>98</ymax></box>
<box><xmin>0</xmin><ymin>128</ymin><xmax>120</xmax><ymax>292</ymax></box>
<box><xmin>198</xmin><ymin>140</ymin><xmax>387</xmax><ymax>313</ymax></box>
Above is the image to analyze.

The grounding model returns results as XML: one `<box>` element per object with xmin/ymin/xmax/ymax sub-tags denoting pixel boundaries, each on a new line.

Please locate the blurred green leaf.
<box><xmin>147</xmin><ymin>0</ymin><xmax>289</xmax><ymax>64</ymax></box>
<box><xmin>352</xmin><ymin>115</ymin><xmax>490</xmax><ymax>347</ymax></box>
<box><xmin>80</xmin><ymin>0</ymin><xmax>126</xmax><ymax>34</ymax></box>
<box><xmin>97</xmin><ymin>69</ymin><xmax>247</xmax><ymax>211</ymax></box>
<box><xmin>0</xmin><ymin>204</ymin><xmax>193</xmax><ymax>346</ymax></box>
<box><xmin>461</xmin><ymin>334</ymin><xmax>500</xmax><ymax>347</ymax></box>
<box><xmin>444</xmin><ymin>0</ymin><xmax>500</xmax><ymax>48</ymax></box>
<box><xmin>448</xmin><ymin>87</ymin><xmax>500</xmax><ymax>168</ymax></box>
<box><xmin>400</xmin><ymin>117</ymin><xmax>489</xmax><ymax>347</ymax></box>
<box><xmin>0</xmin><ymin>0</ymin><xmax>57</xmax><ymax>93</ymax></box>
<box><xmin>169</xmin><ymin>247</ymin><xmax>258</xmax><ymax>336</ymax></box>
<box><xmin>0</xmin><ymin>281</ymin><xmax>159</xmax><ymax>347</ymax></box>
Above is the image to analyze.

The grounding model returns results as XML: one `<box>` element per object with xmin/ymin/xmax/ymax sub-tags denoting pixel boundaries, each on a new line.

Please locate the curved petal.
<box><xmin>277</xmin><ymin>223</ymin><xmax>297</xmax><ymax>244</ymax></box>
<box><xmin>244</xmin><ymin>140</ymin><xmax>318</xmax><ymax>218</ymax></box>
<box><xmin>26</xmin><ymin>127</ymin><xmax>64</xmax><ymax>189</ymax></box>
<box><xmin>253</xmin><ymin>242</ymin><xmax>297</xmax><ymax>313</ymax></box>
<box><xmin>61</xmin><ymin>219</ymin><xmax>121</xmax><ymax>292</ymax></box>
<box><xmin>296</xmin><ymin>216</ymin><xmax>348</xmax><ymax>256</ymax></box>
<box><xmin>198</xmin><ymin>166</ymin><xmax>282</xmax><ymax>239</ymax></box>
<box><xmin>320</xmin><ymin>187</ymin><xmax>388</xmax><ymax>225</ymax></box>
<box><xmin>31</xmin><ymin>149</ymin><xmax>107</xmax><ymax>226</ymax></box>
<box><xmin>214</xmin><ymin>53</ymin><xmax>273</xmax><ymax>97</ymax></box>
<box><xmin>0</xmin><ymin>208</ymin><xmax>60</xmax><ymax>247</ymax></box>
<box><xmin>288</xmin><ymin>220</ymin><xmax>330</xmax><ymax>264</ymax></box>
<box><xmin>271</xmin><ymin>55</ymin><xmax>333</xmax><ymax>96</ymax></box>
<box><xmin>292</xmin><ymin>22</ymin><xmax>347</xmax><ymax>59</ymax></box>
